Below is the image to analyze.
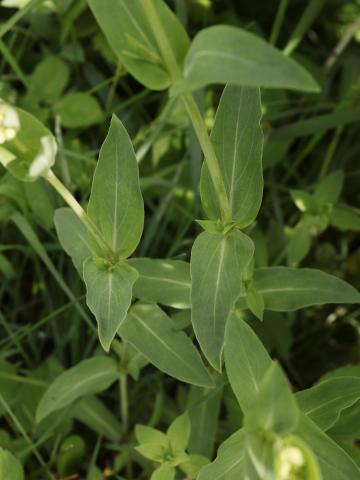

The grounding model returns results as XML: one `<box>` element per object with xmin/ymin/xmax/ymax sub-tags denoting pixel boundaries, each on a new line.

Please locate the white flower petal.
<box><xmin>28</xmin><ymin>135</ymin><xmax>57</xmax><ymax>179</ymax></box>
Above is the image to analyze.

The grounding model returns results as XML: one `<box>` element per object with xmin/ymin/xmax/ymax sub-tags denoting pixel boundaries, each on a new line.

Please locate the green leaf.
<box><xmin>314</xmin><ymin>171</ymin><xmax>344</xmax><ymax>205</ymax></box>
<box><xmin>237</xmin><ymin>267</ymin><xmax>360</xmax><ymax>311</ymax></box>
<box><xmin>0</xmin><ymin>105</ymin><xmax>56</xmax><ymax>181</ymax></box>
<box><xmin>187</xmin><ymin>382</ymin><xmax>223</xmax><ymax>458</ymax></box>
<box><xmin>191</xmin><ymin>230</ymin><xmax>254</xmax><ymax>371</ymax></box>
<box><xmin>36</xmin><ymin>356</ymin><xmax>119</xmax><ymax>422</ymax></box>
<box><xmin>28</xmin><ymin>55</ymin><xmax>69</xmax><ymax>104</ymax></box>
<box><xmin>54</xmin><ymin>207</ymin><xmax>97</xmax><ymax>276</ymax></box>
<box><xmin>128</xmin><ymin>258</ymin><xmax>190</xmax><ymax>308</ymax></box>
<box><xmin>224</xmin><ymin>312</ymin><xmax>271</xmax><ymax>413</ymax></box>
<box><xmin>55</xmin><ymin>92</ymin><xmax>103</xmax><ymax>128</ymax></box>
<box><xmin>151</xmin><ymin>464</ymin><xmax>175</xmax><ymax>480</ymax></box>
<box><xmin>330</xmin><ymin>205</ymin><xmax>360</xmax><ymax>231</ymax></box>
<box><xmin>136</xmin><ymin>443</ymin><xmax>166</xmax><ymax>462</ymax></box>
<box><xmin>72</xmin><ymin>396</ymin><xmax>122</xmax><ymax>441</ymax></box>
<box><xmin>172</xmin><ymin>26</ymin><xmax>319</xmax><ymax>95</ymax></box>
<box><xmin>167</xmin><ymin>412</ymin><xmax>191</xmax><ymax>453</ymax></box>
<box><xmin>83</xmin><ymin>257</ymin><xmax>138</xmax><ymax>351</ymax></box>
<box><xmin>290</xmin><ymin>189</ymin><xmax>319</xmax><ymax>213</ymax></box>
<box><xmin>244</xmin><ymin>433</ymin><xmax>275</xmax><ymax>480</ymax></box>
<box><xmin>88</xmin><ymin>0</ymin><xmax>189</xmax><ymax>90</ymax></box>
<box><xmin>87</xmin><ymin>115</ymin><xmax>144</xmax><ymax>258</ymax></box>
<box><xmin>56</xmin><ymin>435</ymin><xmax>86</xmax><ymax>477</ymax></box>
<box><xmin>198</xmin><ymin>428</ymin><xmax>245</xmax><ymax>480</ymax></box>
<box><xmin>287</xmin><ymin>222</ymin><xmax>312</xmax><ymax>265</ymax></box>
<box><xmin>246</xmin><ymin>287</ymin><xmax>264</xmax><ymax>321</ymax></box>
<box><xmin>136</xmin><ymin>425</ymin><xmax>168</xmax><ymax>446</ymax></box>
<box><xmin>200</xmin><ymin>86</ymin><xmax>263</xmax><ymax>227</ymax></box>
<box><xmin>180</xmin><ymin>455</ymin><xmax>210</xmax><ymax>479</ymax></box>
<box><xmin>295</xmin><ymin>414</ymin><xmax>360</xmax><ymax>479</ymax></box>
<box><xmin>296</xmin><ymin>377</ymin><xmax>360</xmax><ymax>431</ymax></box>
<box><xmin>246</xmin><ymin>362</ymin><xmax>299</xmax><ymax>436</ymax></box>
<box><xmin>0</xmin><ymin>448</ymin><xmax>23</xmax><ymax>480</ymax></box>
<box><xmin>118</xmin><ymin>303</ymin><xmax>213</xmax><ymax>387</ymax></box>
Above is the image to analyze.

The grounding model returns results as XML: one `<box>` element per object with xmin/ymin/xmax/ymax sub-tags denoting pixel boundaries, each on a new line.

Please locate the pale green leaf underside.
<box><xmin>173</xmin><ymin>25</ymin><xmax>319</xmax><ymax>94</ymax></box>
<box><xmin>118</xmin><ymin>302</ymin><xmax>213</xmax><ymax>388</ymax></box>
<box><xmin>128</xmin><ymin>257</ymin><xmax>190</xmax><ymax>308</ymax></box>
<box><xmin>36</xmin><ymin>356</ymin><xmax>119</xmax><ymax>422</ymax></box>
<box><xmin>236</xmin><ymin>267</ymin><xmax>360</xmax><ymax>311</ymax></box>
<box><xmin>88</xmin><ymin>0</ymin><xmax>189</xmax><ymax>90</ymax></box>
<box><xmin>191</xmin><ymin>230</ymin><xmax>254</xmax><ymax>371</ymax></box>
<box><xmin>87</xmin><ymin>115</ymin><xmax>144</xmax><ymax>258</ymax></box>
<box><xmin>296</xmin><ymin>377</ymin><xmax>360</xmax><ymax>431</ymax></box>
<box><xmin>201</xmin><ymin>85</ymin><xmax>263</xmax><ymax>227</ymax></box>
<box><xmin>198</xmin><ymin>428</ymin><xmax>245</xmax><ymax>480</ymax></box>
<box><xmin>83</xmin><ymin>257</ymin><xmax>138</xmax><ymax>351</ymax></box>
<box><xmin>54</xmin><ymin>207</ymin><xmax>97</xmax><ymax>276</ymax></box>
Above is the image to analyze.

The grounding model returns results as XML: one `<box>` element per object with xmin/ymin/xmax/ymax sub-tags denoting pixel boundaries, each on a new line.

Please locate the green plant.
<box><xmin>0</xmin><ymin>0</ymin><xmax>360</xmax><ymax>479</ymax></box>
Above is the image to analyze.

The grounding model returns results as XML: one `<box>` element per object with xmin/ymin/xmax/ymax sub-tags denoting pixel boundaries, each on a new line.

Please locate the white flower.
<box><xmin>0</xmin><ymin>100</ymin><xmax>20</xmax><ymax>144</ymax></box>
<box><xmin>28</xmin><ymin>135</ymin><xmax>57</xmax><ymax>179</ymax></box>
<box><xmin>277</xmin><ymin>446</ymin><xmax>305</xmax><ymax>480</ymax></box>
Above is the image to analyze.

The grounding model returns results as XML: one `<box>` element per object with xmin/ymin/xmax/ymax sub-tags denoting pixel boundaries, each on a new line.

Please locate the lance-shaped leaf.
<box><xmin>0</xmin><ymin>449</ymin><xmax>23</xmax><ymax>480</ymax></box>
<box><xmin>128</xmin><ymin>258</ymin><xmax>191</xmax><ymax>308</ymax></box>
<box><xmin>330</xmin><ymin>205</ymin><xmax>360</xmax><ymax>231</ymax></box>
<box><xmin>224</xmin><ymin>312</ymin><xmax>271</xmax><ymax>413</ymax></box>
<box><xmin>36</xmin><ymin>356</ymin><xmax>119</xmax><ymax>422</ymax></box>
<box><xmin>87</xmin><ymin>115</ymin><xmax>144</xmax><ymax>259</ymax></box>
<box><xmin>83</xmin><ymin>257</ymin><xmax>138</xmax><ymax>351</ymax></box>
<box><xmin>54</xmin><ymin>207</ymin><xmax>97</xmax><ymax>276</ymax></box>
<box><xmin>236</xmin><ymin>267</ymin><xmax>360</xmax><ymax>311</ymax></box>
<box><xmin>295</xmin><ymin>414</ymin><xmax>360</xmax><ymax>480</ymax></box>
<box><xmin>118</xmin><ymin>303</ymin><xmax>213</xmax><ymax>388</ymax></box>
<box><xmin>198</xmin><ymin>428</ymin><xmax>245</xmax><ymax>480</ymax></box>
<box><xmin>191</xmin><ymin>230</ymin><xmax>254</xmax><ymax>371</ymax></box>
<box><xmin>244</xmin><ymin>433</ymin><xmax>275</xmax><ymax>480</ymax></box>
<box><xmin>201</xmin><ymin>86</ymin><xmax>263</xmax><ymax>227</ymax></box>
<box><xmin>172</xmin><ymin>25</ymin><xmax>319</xmax><ymax>95</ymax></box>
<box><xmin>0</xmin><ymin>105</ymin><xmax>57</xmax><ymax>182</ymax></box>
<box><xmin>296</xmin><ymin>377</ymin><xmax>360</xmax><ymax>431</ymax></box>
<box><xmin>88</xmin><ymin>0</ymin><xmax>189</xmax><ymax>90</ymax></box>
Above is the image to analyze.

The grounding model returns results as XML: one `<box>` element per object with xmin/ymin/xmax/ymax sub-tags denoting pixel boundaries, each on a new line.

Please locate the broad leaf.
<box><xmin>224</xmin><ymin>312</ymin><xmax>271</xmax><ymax>413</ymax></box>
<box><xmin>296</xmin><ymin>377</ymin><xmax>360</xmax><ymax>431</ymax></box>
<box><xmin>314</xmin><ymin>171</ymin><xmax>344</xmax><ymax>205</ymax></box>
<box><xmin>296</xmin><ymin>414</ymin><xmax>360</xmax><ymax>480</ymax></box>
<box><xmin>167</xmin><ymin>412</ymin><xmax>191</xmax><ymax>453</ymax></box>
<box><xmin>0</xmin><ymin>448</ymin><xmax>23</xmax><ymax>480</ymax></box>
<box><xmin>88</xmin><ymin>0</ymin><xmax>189</xmax><ymax>90</ymax></box>
<box><xmin>118</xmin><ymin>303</ymin><xmax>213</xmax><ymax>388</ymax></box>
<box><xmin>191</xmin><ymin>230</ymin><xmax>254</xmax><ymax>371</ymax></box>
<box><xmin>330</xmin><ymin>205</ymin><xmax>360</xmax><ymax>231</ymax></box>
<box><xmin>128</xmin><ymin>258</ymin><xmax>190</xmax><ymax>308</ymax></box>
<box><xmin>0</xmin><ymin>106</ymin><xmax>56</xmax><ymax>181</ymax></box>
<box><xmin>237</xmin><ymin>267</ymin><xmax>360</xmax><ymax>311</ymax></box>
<box><xmin>198</xmin><ymin>428</ymin><xmax>245</xmax><ymax>480</ymax></box>
<box><xmin>244</xmin><ymin>433</ymin><xmax>275</xmax><ymax>480</ymax></box>
<box><xmin>136</xmin><ymin>425</ymin><xmax>168</xmax><ymax>446</ymax></box>
<box><xmin>83</xmin><ymin>257</ymin><xmax>138</xmax><ymax>351</ymax></box>
<box><xmin>200</xmin><ymin>86</ymin><xmax>263</xmax><ymax>227</ymax></box>
<box><xmin>246</xmin><ymin>362</ymin><xmax>299</xmax><ymax>436</ymax></box>
<box><xmin>87</xmin><ymin>115</ymin><xmax>144</xmax><ymax>259</ymax></box>
<box><xmin>151</xmin><ymin>464</ymin><xmax>175</xmax><ymax>480</ymax></box>
<box><xmin>55</xmin><ymin>92</ymin><xmax>103</xmax><ymax>128</ymax></box>
<box><xmin>36</xmin><ymin>356</ymin><xmax>119</xmax><ymax>422</ymax></box>
<box><xmin>172</xmin><ymin>26</ymin><xmax>319</xmax><ymax>95</ymax></box>
<box><xmin>28</xmin><ymin>55</ymin><xmax>69</xmax><ymax>104</ymax></box>
<box><xmin>54</xmin><ymin>207</ymin><xmax>97</xmax><ymax>276</ymax></box>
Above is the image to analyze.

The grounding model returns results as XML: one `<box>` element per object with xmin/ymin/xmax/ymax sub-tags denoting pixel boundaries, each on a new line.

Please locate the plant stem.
<box><xmin>269</xmin><ymin>0</ymin><xmax>288</xmax><ymax>45</ymax></box>
<box><xmin>119</xmin><ymin>372</ymin><xmax>129</xmax><ymax>433</ymax></box>
<box><xmin>182</xmin><ymin>94</ymin><xmax>232</xmax><ymax>222</ymax></box>
<box><xmin>139</xmin><ymin>0</ymin><xmax>232</xmax><ymax>223</ymax></box>
<box><xmin>45</xmin><ymin>170</ymin><xmax>113</xmax><ymax>257</ymax></box>
<box><xmin>0</xmin><ymin>0</ymin><xmax>42</xmax><ymax>39</ymax></box>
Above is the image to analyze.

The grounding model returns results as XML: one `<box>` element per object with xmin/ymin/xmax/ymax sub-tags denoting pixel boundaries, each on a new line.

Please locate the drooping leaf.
<box><xmin>200</xmin><ymin>86</ymin><xmax>263</xmax><ymax>227</ymax></box>
<box><xmin>172</xmin><ymin>26</ymin><xmax>319</xmax><ymax>95</ymax></box>
<box><xmin>83</xmin><ymin>257</ymin><xmax>138</xmax><ymax>351</ymax></box>
<box><xmin>128</xmin><ymin>258</ymin><xmax>190</xmax><ymax>308</ymax></box>
<box><xmin>55</xmin><ymin>92</ymin><xmax>103</xmax><ymax>128</ymax></box>
<box><xmin>236</xmin><ymin>267</ymin><xmax>360</xmax><ymax>311</ymax></box>
<box><xmin>330</xmin><ymin>205</ymin><xmax>360</xmax><ymax>231</ymax></box>
<box><xmin>0</xmin><ymin>448</ymin><xmax>23</xmax><ymax>480</ymax></box>
<box><xmin>0</xmin><ymin>106</ymin><xmax>56</xmax><ymax>182</ymax></box>
<box><xmin>246</xmin><ymin>287</ymin><xmax>264</xmax><ymax>321</ymax></box>
<box><xmin>246</xmin><ymin>362</ymin><xmax>299</xmax><ymax>436</ymax></box>
<box><xmin>224</xmin><ymin>312</ymin><xmax>271</xmax><ymax>413</ymax></box>
<box><xmin>118</xmin><ymin>303</ymin><xmax>213</xmax><ymax>388</ymax></box>
<box><xmin>54</xmin><ymin>207</ymin><xmax>97</xmax><ymax>276</ymax></box>
<box><xmin>36</xmin><ymin>356</ymin><xmax>119</xmax><ymax>422</ymax></box>
<box><xmin>296</xmin><ymin>377</ymin><xmax>360</xmax><ymax>431</ymax></box>
<box><xmin>295</xmin><ymin>414</ymin><xmax>360</xmax><ymax>480</ymax></box>
<box><xmin>287</xmin><ymin>222</ymin><xmax>312</xmax><ymax>265</ymax></box>
<box><xmin>87</xmin><ymin>115</ymin><xmax>144</xmax><ymax>258</ymax></box>
<box><xmin>88</xmin><ymin>0</ymin><xmax>189</xmax><ymax>90</ymax></box>
<box><xmin>198</xmin><ymin>428</ymin><xmax>245</xmax><ymax>480</ymax></box>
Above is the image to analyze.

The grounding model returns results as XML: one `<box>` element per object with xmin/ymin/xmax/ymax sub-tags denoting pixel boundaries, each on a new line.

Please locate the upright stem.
<box><xmin>139</xmin><ymin>0</ymin><xmax>232</xmax><ymax>223</ymax></box>
<box><xmin>45</xmin><ymin>170</ymin><xmax>113</xmax><ymax>257</ymax></box>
